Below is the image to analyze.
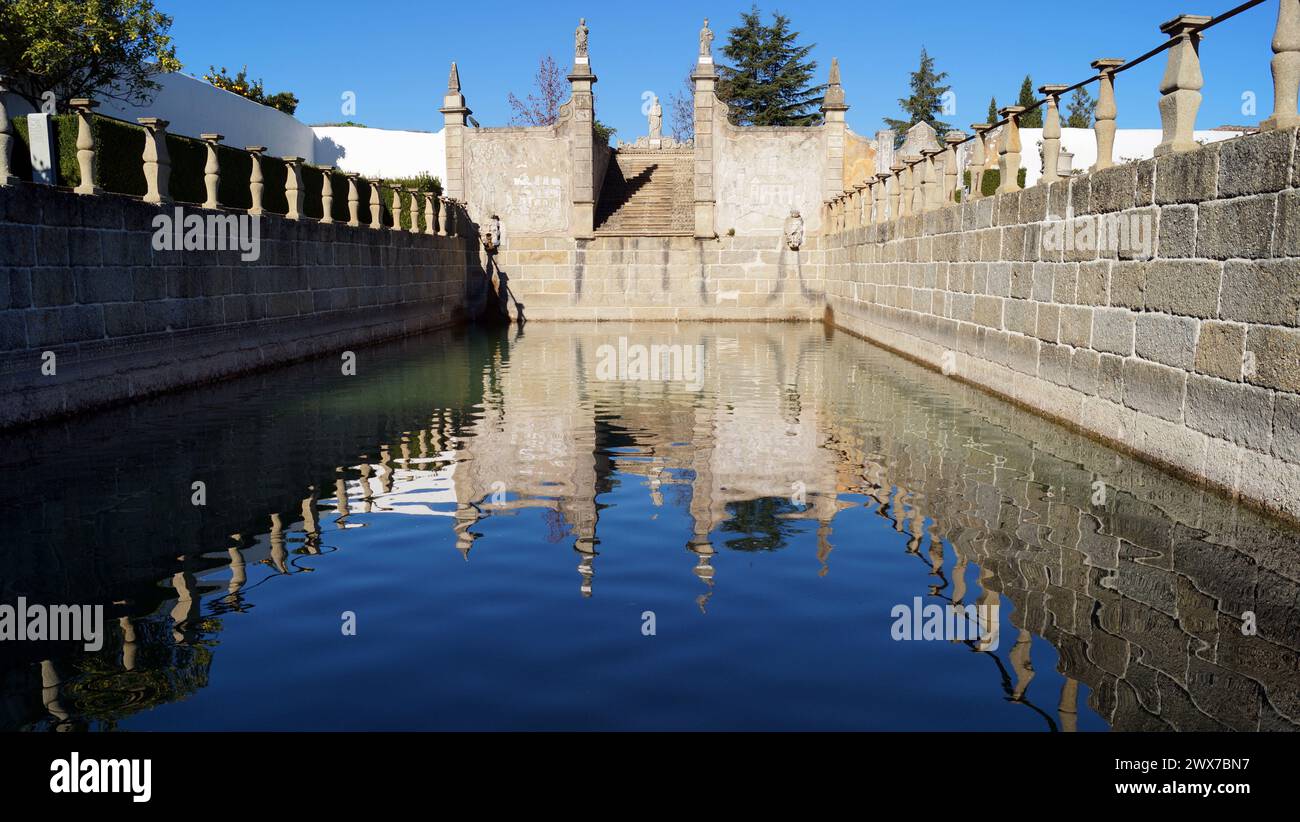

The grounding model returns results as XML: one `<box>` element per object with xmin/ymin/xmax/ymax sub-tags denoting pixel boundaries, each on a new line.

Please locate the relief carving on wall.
<box><xmin>466</xmin><ymin>138</ymin><xmax>569</xmax><ymax>234</ymax></box>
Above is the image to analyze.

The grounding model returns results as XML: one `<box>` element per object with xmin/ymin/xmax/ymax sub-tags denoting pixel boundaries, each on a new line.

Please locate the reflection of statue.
<box><xmin>784</xmin><ymin>209</ymin><xmax>804</xmax><ymax>250</ymax></box>
<box><xmin>648</xmin><ymin>95</ymin><xmax>662</xmax><ymax>138</ymax></box>
<box><xmin>575</xmin><ymin>18</ymin><xmax>589</xmax><ymax>57</ymax></box>
<box><xmin>699</xmin><ymin>18</ymin><xmax>713</xmax><ymax>57</ymax></box>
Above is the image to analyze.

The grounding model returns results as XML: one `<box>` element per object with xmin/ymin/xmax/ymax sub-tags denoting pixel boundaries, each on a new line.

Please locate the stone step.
<box><xmin>594</xmin><ymin>150</ymin><xmax>694</xmax><ymax>235</ymax></box>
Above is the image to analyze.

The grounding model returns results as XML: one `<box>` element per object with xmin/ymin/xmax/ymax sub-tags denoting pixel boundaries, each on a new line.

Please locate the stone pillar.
<box><xmin>888</xmin><ymin>164</ymin><xmax>904</xmax><ymax>221</ymax></box>
<box><xmin>900</xmin><ymin>156</ymin><xmax>918</xmax><ymax>218</ymax></box>
<box><xmin>345</xmin><ymin>172</ymin><xmax>361</xmax><ymax>227</ymax></box>
<box><xmin>997</xmin><ymin>107</ymin><xmax>1025</xmax><ymax>194</ymax></box>
<box><xmin>1264</xmin><ymin>0</ymin><xmax>1300</xmax><ymax>130</ymax></box>
<box><xmin>200</xmin><ymin>133</ymin><xmax>223</xmax><ymax>209</ymax></box>
<box><xmin>968</xmin><ymin>124</ymin><xmax>990</xmax><ymax>199</ymax></box>
<box><xmin>821</xmin><ymin>58</ymin><xmax>850</xmax><ymax>205</ymax></box>
<box><xmin>247</xmin><ymin>146</ymin><xmax>267</xmax><ymax>215</ymax></box>
<box><xmin>440</xmin><ymin>62</ymin><xmax>470</xmax><ymax>201</ymax></box>
<box><xmin>367</xmin><ymin>179</ymin><xmax>383</xmax><ymax>229</ymax></box>
<box><xmin>0</xmin><ymin>75</ymin><xmax>17</xmax><ymax>186</ymax></box>
<box><xmin>1039</xmin><ymin>85</ymin><xmax>1068</xmax><ymax>185</ymax></box>
<box><xmin>424</xmin><ymin>191</ymin><xmax>437</xmax><ymax>235</ymax></box>
<box><xmin>1091</xmin><ymin>59</ymin><xmax>1125</xmax><ymax>171</ymax></box>
<box><xmin>437</xmin><ymin>195</ymin><xmax>449</xmax><ymax>236</ymax></box>
<box><xmin>692</xmin><ymin>23</ymin><xmax>718</xmax><ymax>240</ymax></box>
<box><xmin>408</xmin><ymin>189</ymin><xmax>421</xmax><ymax>233</ymax></box>
<box><xmin>69</xmin><ymin>98</ymin><xmax>100</xmax><ymax>195</ymax></box>
<box><xmin>567</xmin><ymin>22</ymin><xmax>598</xmax><ymax>239</ymax></box>
<box><xmin>1155</xmin><ymin>15</ymin><xmax>1211</xmax><ymax>156</ymax></box>
<box><xmin>854</xmin><ymin>184</ymin><xmax>868</xmax><ymax>226</ymax></box>
<box><xmin>283</xmin><ymin>156</ymin><xmax>304</xmax><ymax>220</ymax></box>
<box><xmin>320</xmin><ymin>169</ymin><xmax>334</xmax><ymax>224</ymax></box>
<box><xmin>874</xmin><ymin>172</ymin><xmax>890</xmax><ymax>223</ymax></box>
<box><xmin>921</xmin><ymin>148</ymin><xmax>941</xmax><ymax>211</ymax></box>
<box><xmin>137</xmin><ymin>118</ymin><xmax>171</xmax><ymax>204</ymax></box>
<box><xmin>943</xmin><ymin>132</ymin><xmax>964</xmax><ymax>204</ymax></box>
<box><xmin>391</xmin><ymin>184</ymin><xmax>403</xmax><ymax>230</ymax></box>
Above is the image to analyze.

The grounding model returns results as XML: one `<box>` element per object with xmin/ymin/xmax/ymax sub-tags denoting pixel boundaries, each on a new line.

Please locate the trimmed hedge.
<box><xmin>959</xmin><ymin>167</ymin><xmax>1028</xmax><ymax>201</ymax></box>
<box><xmin>6</xmin><ymin>114</ymin><xmax>444</xmax><ymax>225</ymax></box>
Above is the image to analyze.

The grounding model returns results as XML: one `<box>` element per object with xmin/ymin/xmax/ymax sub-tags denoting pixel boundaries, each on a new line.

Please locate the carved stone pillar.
<box><xmin>567</xmin><ymin>25</ymin><xmax>598</xmax><ymax>240</ymax></box>
<box><xmin>69</xmin><ymin>98</ymin><xmax>101</xmax><ymax>195</ymax></box>
<box><xmin>874</xmin><ymin>172</ymin><xmax>890</xmax><ymax>223</ymax></box>
<box><xmin>439</xmin><ymin>63</ymin><xmax>470</xmax><ymax>201</ymax></box>
<box><xmin>1039</xmin><ymin>85</ymin><xmax>1068</xmax><ymax>185</ymax></box>
<box><xmin>968</xmin><ymin>124</ymin><xmax>990</xmax><ymax>199</ymax></box>
<box><xmin>854</xmin><ymin>184</ymin><xmax>868</xmax><ymax>226</ymax></box>
<box><xmin>900</xmin><ymin>156</ymin><xmax>918</xmax><ymax>218</ymax></box>
<box><xmin>390</xmin><ymin>184</ymin><xmax>403</xmax><ymax>230</ymax></box>
<box><xmin>921</xmin><ymin>148</ymin><xmax>942</xmax><ymax>211</ymax></box>
<box><xmin>0</xmin><ymin>75</ymin><xmax>17</xmax><ymax>186</ymax></box>
<box><xmin>367</xmin><ymin>179</ymin><xmax>383</xmax><ymax>229</ymax></box>
<box><xmin>1155</xmin><ymin>15</ymin><xmax>1210</xmax><ymax>156</ymax></box>
<box><xmin>821</xmin><ymin>58</ymin><xmax>850</xmax><ymax>206</ymax></box>
<box><xmin>692</xmin><ymin>37</ymin><xmax>718</xmax><ymax>239</ymax></box>
<box><xmin>943</xmin><ymin>132</ymin><xmax>965</xmax><ymax>204</ymax></box>
<box><xmin>1091</xmin><ymin>59</ymin><xmax>1125</xmax><ymax>171</ymax></box>
<box><xmin>436</xmin><ymin>195</ymin><xmax>448</xmax><ymax>236</ymax></box>
<box><xmin>137</xmin><ymin>117</ymin><xmax>171</xmax><ymax>204</ymax></box>
<box><xmin>247</xmin><ymin>146</ymin><xmax>267</xmax><ymax>215</ymax></box>
<box><xmin>283</xmin><ymin>156</ymin><xmax>304</xmax><ymax>220</ymax></box>
<box><xmin>320</xmin><ymin>169</ymin><xmax>334</xmax><ymax>224</ymax></box>
<box><xmin>408</xmin><ymin>188</ymin><xmax>421</xmax><ymax>234</ymax></box>
<box><xmin>888</xmin><ymin>164</ymin><xmax>904</xmax><ymax>221</ymax></box>
<box><xmin>424</xmin><ymin>191</ymin><xmax>437</xmax><ymax>235</ymax></box>
<box><xmin>344</xmin><ymin>172</ymin><xmax>361</xmax><ymax>227</ymax></box>
<box><xmin>997</xmin><ymin>107</ymin><xmax>1025</xmax><ymax>194</ymax></box>
<box><xmin>200</xmin><ymin>133</ymin><xmax>223</xmax><ymax>209</ymax></box>
<box><xmin>1264</xmin><ymin>0</ymin><xmax>1300</xmax><ymax>130</ymax></box>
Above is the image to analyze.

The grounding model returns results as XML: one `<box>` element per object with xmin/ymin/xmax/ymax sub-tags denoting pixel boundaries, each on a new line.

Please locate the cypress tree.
<box><xmin>717</xmin><ymin>5</ymin><xmax>825</xmax><ymax>126</ymax></box>
<box><xmin>987</xmin><ymin>97</ymin><xmax>999</xmax><ymax>123</ymax></box>
<box><xmin>884</xmin><ymin>47</ymin><xmax>952</xmax><ymax>135</ymax></box>
<box><xmin>1066</xmin><ymin>86</ymin><xmax>1096</xmax><ymax>128</ymax></box>
<box><xmin>1016</xmin><ymin>75</ymin><xmax>1043</xmax><ymax>127</ymax></box>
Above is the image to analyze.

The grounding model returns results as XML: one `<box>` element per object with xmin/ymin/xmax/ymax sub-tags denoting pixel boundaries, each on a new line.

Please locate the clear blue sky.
<box><xmin>158</xmin><ymin>0</ymin><xmax>1277</xmax><ymax>138</ymax></box>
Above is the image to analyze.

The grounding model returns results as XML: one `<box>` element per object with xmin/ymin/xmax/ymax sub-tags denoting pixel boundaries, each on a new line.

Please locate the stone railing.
<box><xmin>822</xmin><ymin>0</ymin><xmax>1285</xmax><ymax>228</ymax></box>
<box><xmin>0</xmin><ymin>88</ymin><xmax>469</xmax><ymax>235</ymax></box>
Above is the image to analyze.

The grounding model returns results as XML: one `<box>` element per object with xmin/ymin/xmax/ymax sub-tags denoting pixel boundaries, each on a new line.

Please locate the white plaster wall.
<box><xmin>715</xmin><ymin>127</ymin><xmax>827</xmax><ymax>235</ymax></box>
<box><xmin>92</xmin><ymin>72</ymin><xmax>316</xmax><ymax>158</ymax></box>
<box><xmin>1018</xmin><ymin>127</ymin><xmax>1250</xmax><ymax>186</ymax></box>
<box><xmin>312</xmin><ymin>126</ymin><xmax>445</xmax><ymax>181</ymax></box>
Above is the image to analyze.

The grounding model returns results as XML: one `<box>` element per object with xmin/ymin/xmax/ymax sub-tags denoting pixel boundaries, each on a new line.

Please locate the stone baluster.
<box><xmin>445</xmin><ymin>197</ymin><xmax>458</xmax><ymax>236</ymax></box>
<box><xmin>137</xmin><ymin>118</ymin><xmax>171</xmax><ymax>204</ymax></box>
<box><xmin>900</xmin><ymin>157</ymin><xmax>917</xmax><ymax>218</ymax></box>
<box><xmin>436</xmin><ymin>196</ymin><xmax>448</xmax><ymax>236</ymax></box>
<box><xmin>200</xmin><ymin>133</ymin><xmax>223</xmax><ymax>209</ymax></box>
<box><xmin>859</xmin><ymin>182</ymin><xmax>873</xmax><ymax>225</ymax></box>
<box><xmin>68</xmin><ymin>98</ymin><xmax>100</xmax><ymax>195</ymax></box>
<box><xmin>320</xmin><ymin>169</ymin><xmax>334</xmax><ymax>224</ymax></box>
<box><xmin>246</xmin><ymin>146</ymin><xmax>267</xmax><ymax>215</ymax></box>
<box><xmin>1091</xmin><ymin>59</ymin><xmax>1125</xmax><ymax>171</ymax></box>
<box><xmin>344</xmin><ymin>172</ymin><xmax>361</xmax><ymax>226</ymax></box>
<box><xmin>1155</xmin><ymin>15</ymin><xmax>1211</xmax><ymax>156</ymax></box>
<box><xmin>1264</xmin><ymin>0</ymin><xmax>1300</xmax><ymax>130</ymax></box>
<box><xmin>0</xmin><ymin>75</ymin><xmax>17</xmax><ymax>186</ymax></box>
<box><xmin>408</xmin><ymin>188</ymin><xmax>421</xmax><ymax>234</ymax></box>
<box><xmin>423</xmin><ymin>192</ymin><xmax>437</xmax><ymax>235</ymax></box>
<box><xmin>888</xmin><ymin>164</ymin><xmax>904</xmax><ymax>220</ymax></box>
<box><xmin>968</xmin><ymin>123</ymin><xmax>990</xmax><ymax>200</ymax></box>
<box><xmin>283</xmin><ymin>156</ymin><xmax>304</xmax><ymax>220</ymax></box>
<box><xmin>943</xmin><ymin>132</ymin><xmax>964</xmax><ymax>204</ymax></box>
<box><xmin>1039</xmin><ymin>85</ymin><xmax>1068</xmax><ymax>185</ymax></box>
<box><xmin>923</xmin><ymin>148</ymin><xmax>943</xmax><ymax>211</ymax></box>
<box><xmin>367</xmin><ymin>179</ymin><xmax>384</xmax><ymax>229</ymax></box>
<box><xmin>997</xmin><ymin>106</ymin><xmax>1025</xmax><ymax>194</ymax></box>
<box><xmin>391</xmin><ymin>185</ymin><xmax>404</xmax><ymax>231</ymax></box>
<box><xmin>874</xmin><ymin>172</ymin><xmax>890</xmax><ymax>223</ymax></box>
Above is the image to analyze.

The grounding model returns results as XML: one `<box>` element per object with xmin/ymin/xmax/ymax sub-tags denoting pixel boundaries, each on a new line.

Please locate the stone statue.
<box><xmin>784</xmin><ymin>209</ymin><xmax>804</xmax><ymax>251</ymax></box>
<box><xmin>699</xmin><ymin>18</ymin><xmax>713</xmax><ymax>58</ymax></box>
<box><xmin>483</xmin><ymin>214</ymin><xmax>502</xmax><ymax>253</ymax></box>
<box><xmin>648</xmin><ymin>95</ymin><xmax>662</xmax><ymax>139</ymax></box>
<box><xmin>575</xmin><ymin>18</ymin><xmax>589</xmax><ymax>57</ymax></box>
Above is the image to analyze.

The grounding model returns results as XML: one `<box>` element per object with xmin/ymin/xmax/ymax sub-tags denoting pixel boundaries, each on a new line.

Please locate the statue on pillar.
<box><xmin>575</xmin><ymin>18</ymin><xmax>589</xmax><ymax>57</ymax></box>
<box><xmin>699</xmin><ymin>18</ymin><xmax>713</xmax><ymax>58</ymax></box>
<box><xmin>648</xmin><ymin>95</ymin><xmax>662</xmax><ymax>138</ymax></box>
<box><xmin>784</xmin><ymin>209</ymin><xmax>804</xmax><ymax>251</ymax></box>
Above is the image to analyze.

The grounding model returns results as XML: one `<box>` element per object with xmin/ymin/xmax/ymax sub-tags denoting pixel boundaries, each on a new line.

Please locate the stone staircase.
<box><xmin>595</xmin><ymin>149</ymin><xmax>694</xmax><ymax>236</ymax></box>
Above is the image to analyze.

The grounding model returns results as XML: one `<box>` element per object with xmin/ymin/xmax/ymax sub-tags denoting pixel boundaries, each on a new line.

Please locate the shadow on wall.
<box><xmin>314</xmin><ymin>135</ymin><xmax>346</xmax><ymax>167</ymax></box>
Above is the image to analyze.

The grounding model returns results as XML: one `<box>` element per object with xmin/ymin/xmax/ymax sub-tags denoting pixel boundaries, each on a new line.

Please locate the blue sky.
<box><xmin>158</xmin><ymin>0</ymin><xmax>1276</xmax><ymax>138</ymax></box>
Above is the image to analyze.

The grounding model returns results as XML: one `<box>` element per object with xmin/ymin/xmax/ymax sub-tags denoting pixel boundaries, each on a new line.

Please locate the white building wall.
<box><xmin>311</xmin><ymin>126</ymin><xmax>445</xmax><ymax>181</ymax></box>
<box><xmin>1017</xmin><ymin>127</ymin><xmax>1249</xmax><ymax>186</ymax></box>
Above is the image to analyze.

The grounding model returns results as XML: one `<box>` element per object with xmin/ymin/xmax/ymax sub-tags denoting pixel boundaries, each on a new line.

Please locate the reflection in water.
<box><xmin>1</xmin><ymin>323</ymin><xmax>1297</xmax><ymax>731</ymax></box>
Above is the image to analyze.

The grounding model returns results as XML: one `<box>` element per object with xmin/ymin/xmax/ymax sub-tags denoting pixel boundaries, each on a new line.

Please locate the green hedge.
<box><xmin>6</xmin><ymin>113</ymin><xmax>444</xmax><ymax>224</ymax></box>
<box><xmin>959</xmin><ymin>167</ymin><xmax>1028</xmax><ymax>201</ymax></box>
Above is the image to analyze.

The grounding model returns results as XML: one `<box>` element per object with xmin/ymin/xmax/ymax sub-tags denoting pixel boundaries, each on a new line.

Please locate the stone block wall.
<box><xmin>492</xmin><ymin>235</ymin><xmax>827</xmax><ymax>321</ymax></box>
<box><xmin>821</xmin><ymin>126</ymin><xmax>1300</xmax><ymax>523</ymax></box>
<box><xmin>0</xmin><ymin>183</ymin><xmax>480</xmax><ymax>428</ymax></box>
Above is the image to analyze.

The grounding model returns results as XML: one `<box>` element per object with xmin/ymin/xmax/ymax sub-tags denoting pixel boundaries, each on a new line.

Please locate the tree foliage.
<box><xmin>717</xmin><ymin>5</ymin><xmax>824</xmax><ymax>126</ymax></box>
<box><xmin>0</xmin><ymin>0</ymin><xmax>181</xmax><ymax>113</ymax></box>
<box><xmin>883</xmin><ymin>48</ymin><xmax>951</xmax><ymax>135</ymax></box>
<box><xmin>1066</xmin><ymin>86</ymin><xmax>1096</xmax><ymax>128</ymax></box>
<box><xmin>204</xmin><ymin>65</ymin><xmax>298</xmax><ymax>114</ymax></box>
<box><xmin>986</xmin><ymin>96</ymin><xmax>998</xmax><ymax>124</ymax></box>
<box><xmin>1016</xmin><ymin>75</ymin><xmax>1042</xmax><ymax>127</ymax></box>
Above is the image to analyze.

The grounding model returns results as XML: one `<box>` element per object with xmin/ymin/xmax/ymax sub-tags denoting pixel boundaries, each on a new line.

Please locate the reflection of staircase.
<box><xmin>595</xmin><ymin>150</ymin><xmax>694</xmax><ymax>236</ymax></box>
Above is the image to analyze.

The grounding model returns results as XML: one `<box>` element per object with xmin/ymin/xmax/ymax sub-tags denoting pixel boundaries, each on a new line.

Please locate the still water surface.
<box><xmin>2</xmin><ymin>322</ymin><xmax>1297</xmax><ymax>731</ymax></box>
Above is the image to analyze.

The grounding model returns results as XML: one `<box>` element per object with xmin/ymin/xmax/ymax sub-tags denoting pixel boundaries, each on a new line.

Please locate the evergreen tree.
<box><xmin>884</xmin><ymin>47</ymin><xmax>951</xmax><ymax>135</ymax></box>
<box><xmin>1066</xmin><ymin>86</ymin><xmax>1096</xmax><ymax>128</ymax></box>
<box><xmin>1016</xmin><ymin>75</ymin><xmax>1043</xmax><ymax>127</ymax></box>
<box><xmin>986</xmin><ymin>96</ymin><xmax>998</xmax><ymax>124</ymax></box>
<box><xmin>717</xmin><ymin>5</ymin><xmax>825</xmax><ymax>126</ymax></box>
